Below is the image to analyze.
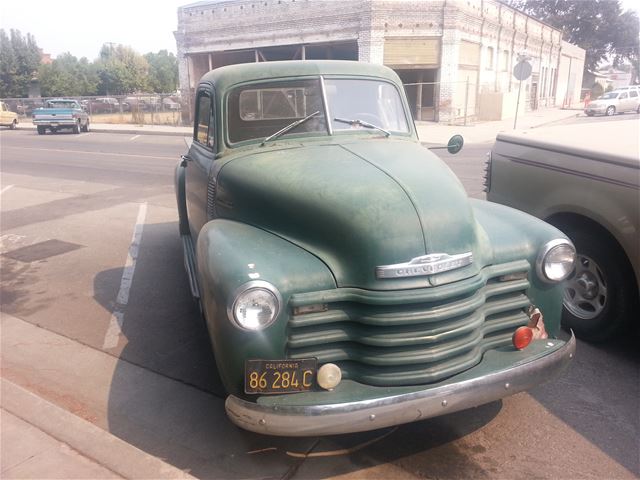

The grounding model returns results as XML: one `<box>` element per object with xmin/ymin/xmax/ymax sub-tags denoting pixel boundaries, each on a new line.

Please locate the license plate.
<box><xmin>51</xmin><ymin>123</ymin><xmax>59</xmax><ymax>127</ymax></box>
<box><xmin>245</xmin><ymin>358</ymin><xmax>317</xmax><ymax>394</ymax></box>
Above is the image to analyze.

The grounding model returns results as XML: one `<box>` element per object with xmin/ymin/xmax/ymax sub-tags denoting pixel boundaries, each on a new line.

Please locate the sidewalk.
<box><xmin>18</xmin><ymin>122</ymin><xmax>192</xmax><ymax>137</ymax></box>
<box><xmin>1</xmin><ymin>315</ymin><xmax>198</xmax><ymax>480</ymax></box>
<box><xmin>416</xmin><ymin>107</ymin><xmax>581</xmax><ymax>144</ymax></box>
<box><xmin>1</xmin><ymin>378</ymin><xmax>196</xmax><ymax>480</ymax></box>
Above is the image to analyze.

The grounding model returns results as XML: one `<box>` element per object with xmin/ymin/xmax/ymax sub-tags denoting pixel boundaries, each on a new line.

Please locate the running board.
<box><xmin>181</xmin><ymin>235</ymin><xmax>200</xmax><ymax>299</ymax></box>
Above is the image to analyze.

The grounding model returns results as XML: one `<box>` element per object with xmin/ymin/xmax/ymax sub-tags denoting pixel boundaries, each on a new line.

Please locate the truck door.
<box><xmin>185</xmin><ymin>87</ymin><xmax>216</xmax><ymax>240</ymax></box>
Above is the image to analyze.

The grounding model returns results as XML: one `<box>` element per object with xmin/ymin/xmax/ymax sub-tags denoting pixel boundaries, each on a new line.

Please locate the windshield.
<box><xmin>599</xmin><ymin>92</ymin><xmax>619</xmax><ymax>100</ymax></box>
<box><xmin>227</xmin><ymin>77</ymin><xmax>409</xmax><ymax>144</ymax></box>
<box><xmin>325</xmin><ymin>79</ymin><xmax>409</xmax><ymax>133</ymax></box>
<box><xmin>46</xmin><ymin>101</ymin><xmax>78</xmax><ymax>109</ymax></box>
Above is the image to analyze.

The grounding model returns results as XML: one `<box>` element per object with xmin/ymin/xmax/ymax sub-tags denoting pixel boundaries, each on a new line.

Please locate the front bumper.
<box><xmin>584</xmin><ymin>106</ymin><xmax>606</xmax><ymax>114</ymax></box>
<box><xmin>225</xmin><ymin>333</ymin><xmax>575</xmax><ymax>436</ymax></box>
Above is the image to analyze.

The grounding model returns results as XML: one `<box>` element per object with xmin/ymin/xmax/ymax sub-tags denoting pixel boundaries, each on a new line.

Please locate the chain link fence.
<box><xmin>4</xmin><ymin>80</ymin><xmax>481</xmax><ymax>127</ymax></box>
<box><xmin>1</xmin><ymin>94</ymin><xmax>192</xmax><ymax>127</ymax></box>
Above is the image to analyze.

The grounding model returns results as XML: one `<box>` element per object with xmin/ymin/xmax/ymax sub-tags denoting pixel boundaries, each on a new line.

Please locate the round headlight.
<box><xmin>228</xmin><ymin>281</ymin><xmax>281</xmax><ymax>331</ymax></box>
<box><xmin>536</xmin><ymin>239</ymin><xmax>576</xmax><ymax>283</ymax></box>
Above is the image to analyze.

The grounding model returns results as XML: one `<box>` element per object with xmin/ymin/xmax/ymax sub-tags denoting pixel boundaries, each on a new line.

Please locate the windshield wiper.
<box><xmin>334</xmin><ymin>117</ymin><xmax>390</xmax><ymax>137</ymax></box>
<box><xmin>260</xmin><ymin>111</ymin><xmax>321</xmax><ymax>146</ymax></box>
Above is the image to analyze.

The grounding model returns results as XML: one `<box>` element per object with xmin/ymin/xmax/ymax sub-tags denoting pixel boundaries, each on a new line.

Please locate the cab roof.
<box><xmin>199</xmin><ymin>60</ymin><xmax>403</xmax><ymax>92</ymax></box>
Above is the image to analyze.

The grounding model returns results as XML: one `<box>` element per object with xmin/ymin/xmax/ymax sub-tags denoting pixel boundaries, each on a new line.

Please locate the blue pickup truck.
<box><xmin>32</xmin><ymin>99</ymin><xmax>90</xmax><ymax>134</ymax></box>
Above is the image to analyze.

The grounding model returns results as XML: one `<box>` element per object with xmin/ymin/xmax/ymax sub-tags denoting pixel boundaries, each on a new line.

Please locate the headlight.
<box><xmin>536</xmin><ymin>239</ymin><xmax>576</xmax><ymax>283</ymax></box>
<box><xmin>227</xmin><ymin>281</ymin><xmax>282</xmax><ymax>331</ymax></box>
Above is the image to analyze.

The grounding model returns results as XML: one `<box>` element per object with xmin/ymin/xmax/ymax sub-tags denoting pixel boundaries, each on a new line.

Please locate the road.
<box><xmin>1</xmin><ymin>128</ymin><xmax>638</xmax><ymax>479</ymax></box>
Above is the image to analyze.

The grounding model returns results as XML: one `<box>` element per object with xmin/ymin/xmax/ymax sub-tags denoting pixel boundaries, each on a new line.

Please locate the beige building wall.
<box><xmin>175</xmin><ymin>0</ymin><xmax>585</xmax><ymax>123</ymax></box>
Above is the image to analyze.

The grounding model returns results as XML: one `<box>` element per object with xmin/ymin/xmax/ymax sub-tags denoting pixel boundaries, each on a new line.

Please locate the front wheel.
<box><xmin>605</xmin><ymin>105</ymin><xmax>616</xmax><ymax>116</ymax></box>
<box><xmin>560</xmin><ymin>226</ymin><xmax>633</xmax><ymax>342</ymax></box>
<box><xmin>37</xmin><ymin>126</ymin><xmax>46</xmax><ymax>135</ymax></box>
<box><xmin>73</xmin><ymin>121</ymin><xmax>81</xmax><ymax>134</ymax></box>
<box><xmin>81</xmin><ymin>119</ymin><xmax>90</xmax><ymax>132</ymax></box>
<box><xmin>10</xmin><ymin>119</ymin><xmax>17</xmax><ymax>130</ymax></box>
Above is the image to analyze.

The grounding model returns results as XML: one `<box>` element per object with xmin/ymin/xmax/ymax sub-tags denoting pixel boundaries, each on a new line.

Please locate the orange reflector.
<box><xmin>512</xmin><ymin>326</ymin><xmax>534</xmax><ymax>350</ymax></box>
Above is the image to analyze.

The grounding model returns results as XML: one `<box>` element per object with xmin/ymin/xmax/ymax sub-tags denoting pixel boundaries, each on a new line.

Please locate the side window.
<box><xmin>629</xmin><ymin>91</ymin><xmax>638</xmax><ymax>98</ymax></box>
<box><xmin>195</xmin><ymin>91</ymin><xmax>215</xmax><ymax>149</ymax></box>
<box><xmin>620</xmin><ymin>93</ymin><xmax>628</xmax><ymax>99</ymax></box>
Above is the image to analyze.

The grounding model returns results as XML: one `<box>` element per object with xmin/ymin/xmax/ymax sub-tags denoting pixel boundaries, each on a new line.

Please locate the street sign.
<box><xmin>513</xmin><ymin>61</ymin><xmax>532</xmax><ymax>81</ymax></box>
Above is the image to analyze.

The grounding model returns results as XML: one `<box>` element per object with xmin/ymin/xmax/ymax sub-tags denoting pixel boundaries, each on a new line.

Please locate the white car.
<box><xmin>585</xmin><ymin>89</ymin><xmax>640</xmax><ymax>116</ymax></box>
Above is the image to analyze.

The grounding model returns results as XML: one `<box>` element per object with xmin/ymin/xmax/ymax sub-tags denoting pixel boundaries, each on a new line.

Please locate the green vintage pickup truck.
<box><xmin>175</xmin><ymin>60</ymin><xmax>576</xmax><ymax>436</ymax></box>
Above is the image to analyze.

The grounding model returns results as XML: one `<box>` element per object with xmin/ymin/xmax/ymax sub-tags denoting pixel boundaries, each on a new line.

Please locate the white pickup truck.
<box><xmin>486</xmin><ymin>119</ymin><xmax>640</xmax><ymax>341</ymax></box>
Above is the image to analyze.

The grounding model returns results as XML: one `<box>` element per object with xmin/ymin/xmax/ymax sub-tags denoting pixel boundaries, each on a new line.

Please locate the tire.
<box><xmin>605</xmin><ymin>105</ymin><xmax>616</xmax><ymax>116</ymax></box>
<box><xmin>73</xmin><ymin>121</ymin><xmax>81</xmax><ymax>134</ymax></box>
<box><xmin>10</xmin><ymin>119</ymin><xmax>17</xmax><ymax>130</ymax></box>
<box><xmin>37</xmin><ymin>126</ymin><xmax>46</xmax><ymax>135</ymax></box>
<box><xmin>586</xmin><ymin>112</ymin><xmax>594</xmax><ymax>117</ymax></box>
<box><xmin>81</xmin><ymin>119</ymin><xmax>90</xmax><ymax>132</ymax></box>
<box><xmin>560</xmin><ymin>225</ymin><xmax>633</xmax><ymax>342</ymax></box>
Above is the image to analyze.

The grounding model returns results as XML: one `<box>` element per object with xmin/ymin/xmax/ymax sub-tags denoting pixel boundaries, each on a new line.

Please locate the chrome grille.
<box><xmin>287</xmin><ymin>260</ymin><xmax>531</xmax><ymax>386</ymax></box>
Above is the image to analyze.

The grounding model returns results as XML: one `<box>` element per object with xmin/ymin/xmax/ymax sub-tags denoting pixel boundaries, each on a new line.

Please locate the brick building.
<box><xmin>175</xmin><ymin>0</ymin><xmax>585</xmax><ymax>122</ymax></box>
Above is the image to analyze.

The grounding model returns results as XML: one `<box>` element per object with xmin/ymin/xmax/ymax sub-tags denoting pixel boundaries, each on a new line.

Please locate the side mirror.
<box><xmin>427</xmin><ymin>134</ymin><xmax>464</xmax><ymax>154</ymax></box>
<box><xmin>447</xmin><ymin>135</ymin><xmax>464</xmax><ymax>155</ymax></box>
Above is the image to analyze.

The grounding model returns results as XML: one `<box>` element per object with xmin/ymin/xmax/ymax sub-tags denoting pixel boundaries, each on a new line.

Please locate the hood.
<box><xmin>215</xmin><ymin>139</ymin><xmax>482</xmax><ymax>290</ymax></box>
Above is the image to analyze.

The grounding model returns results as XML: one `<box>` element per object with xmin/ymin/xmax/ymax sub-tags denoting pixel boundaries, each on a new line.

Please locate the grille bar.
<box><xmin>286</xmin><ymin>260</ymin><xmax>532</xmax><ymax>386</ymax></box>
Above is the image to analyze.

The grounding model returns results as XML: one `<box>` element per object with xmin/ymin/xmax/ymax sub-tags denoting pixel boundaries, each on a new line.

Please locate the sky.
<box><xmin>1</xmin><ymin>0</ymin><xmax>639</xmax><ymax>61</ymax></box>
<box><xmin>0</xmin><ymin>0</ymin><xmax>191</xmax><ymax>60</ymax></box>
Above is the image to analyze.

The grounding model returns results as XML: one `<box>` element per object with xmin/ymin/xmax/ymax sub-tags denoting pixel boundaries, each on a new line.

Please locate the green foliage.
<box><xmin>1</xmin><ymin>33</ymin><xmax>178</xmax><ymax>98</ymax></box>
<box><xmin>611</xmin><ymin>10</ymin><xmax>639</xmax><ymax>84</ymax></box>
<box><xmin>0</xmin><ymin>29</ymin><xmax>42</xmax><ymax>97</ymax></box>
<box><xmin>95</xmin><ymin>44</ymin><xmax>150</xmax><ymax>95</ymax></box>
<box><xmin>144</xmin><ymin>50</ymin><xmax>178</xmax><ymax>93</ymax></box>
<box><xmin>591</xmin><ymin>82</ymin><xmax>604</xmax><ymax>98</ymax></box>
<box><xmin>505</xmin><ymin>0</ymin><xmax>638</xmax><ymax>80</ymax></box>
<box><xmin>39</xmin><ymin>53</ymin><xmax>99</xmax><ymax>97</ymax></box>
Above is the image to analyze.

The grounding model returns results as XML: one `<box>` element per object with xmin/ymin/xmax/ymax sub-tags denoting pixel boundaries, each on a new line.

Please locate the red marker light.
<box><xmin>512</xmin><ymin>326</ymin><xmax>534</xmax><ymax>350</ymax></box>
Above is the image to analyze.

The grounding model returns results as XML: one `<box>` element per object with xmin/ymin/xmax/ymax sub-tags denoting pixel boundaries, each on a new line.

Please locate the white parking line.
<box><xmin>129</xmin><ymin>135</ymin><xmax>140</xmax><ymax>141</ymax></box>
<box><xmin>102</xmin><ymin>203</ymin><xmax>148</xmax><ymax>350</ymax></box>
<box><xmin>1</xmin><ymin>185</ymin><xmax>14</xmax><ymax>195</ymax></box>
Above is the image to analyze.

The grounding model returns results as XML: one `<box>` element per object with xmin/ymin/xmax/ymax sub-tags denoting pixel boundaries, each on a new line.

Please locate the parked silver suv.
<box><xmin>585</xmin><ymin>89</ymin><xmax>640</xmax><ymax>116</ymax></box>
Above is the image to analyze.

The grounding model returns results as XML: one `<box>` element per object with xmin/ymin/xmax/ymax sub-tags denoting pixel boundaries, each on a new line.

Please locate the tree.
<box><xmin>611</xmin><ymin>10</ymin><xmax>640</xmax><ymax>84</ymax></box>
<box><xmin>39</xmin><ymin>53</ymin><xmax>99</xmax><ymax>97</ymax></box>
<box><xmin>95</xmin><ymin>44</ymin><xmax>150</xmax><ymax>95</ymax></box>
<box><xmin>144</xmin><ymin>50</ymin><xmax>178</xmax><ymax>93</ymax></box>
<box><xmin>504</xmin><ymin>0</ymin><xmax>636</xmax><ymax>76</ymax></box>
<box><xmin>0</xmin><ymin>29</ymin><xmax>41</xmax><ymax>97</ymax></box>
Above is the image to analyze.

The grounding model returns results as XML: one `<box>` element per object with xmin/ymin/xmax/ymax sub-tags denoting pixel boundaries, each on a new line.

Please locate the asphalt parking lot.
<box><xmin>1</xmin><ymin>128</ymin><xmax>638</xmax><ymax>479</ymax></box>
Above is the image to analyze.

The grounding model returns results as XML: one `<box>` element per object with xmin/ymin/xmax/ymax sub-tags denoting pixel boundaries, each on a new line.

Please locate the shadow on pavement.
<box><xmin>93</xmin><ymin>221</ymin><xmax>502</xmax><ymax>479</ymax></box>
<box><xmin>530</xmin><ymin>330</ymin><xmax>639</xmax><ymax>476</ymax></box>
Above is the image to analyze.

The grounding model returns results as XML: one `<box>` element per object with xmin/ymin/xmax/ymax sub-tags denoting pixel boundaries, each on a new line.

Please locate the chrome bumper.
<box><xmin>225</xmin><ymin>333</ymin><xmax>575</xmax><ymax>436</ymax></box>
<box><xmin>33</xmin><ymin>119</ymin><xmax>76</xmax><ymax>125</ymax></box>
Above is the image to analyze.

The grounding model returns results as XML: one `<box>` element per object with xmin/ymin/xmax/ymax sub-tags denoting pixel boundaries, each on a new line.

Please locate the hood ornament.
<box><xmin>376</xmin><ymin>252</ymin><xmax>473</xmax><ymax>279</ymax></box>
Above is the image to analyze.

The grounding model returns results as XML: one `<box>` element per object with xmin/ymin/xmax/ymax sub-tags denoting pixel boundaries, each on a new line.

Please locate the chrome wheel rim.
<box><xmin>563</xmin><ymin>253</ymin><xmax>607</xmax><ymax>320</ymax></box>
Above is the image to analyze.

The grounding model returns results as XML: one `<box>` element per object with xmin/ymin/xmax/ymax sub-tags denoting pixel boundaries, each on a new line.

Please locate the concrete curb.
<box><xmin>529</xmin><ymin>111</ymin><xmax>581</xmax><ymax>129</ymax></box>
<box><xmin>1</xmin><ymin>378</ymin><xmax>197</xmax><ymax>479</ymax></box>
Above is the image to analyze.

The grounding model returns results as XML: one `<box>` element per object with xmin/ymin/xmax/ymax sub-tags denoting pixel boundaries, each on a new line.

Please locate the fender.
<box><xmin>471</xmin><ymin>199</ymin><xmax>567</xmax><ymax>333</ymax></box>
<box><xmin>174</xmin><ymin>159</ymin><xmax>190</xmax><ymax>235</ymax></box>
<box><xmin>196</xmin><ymin>219</ymin><xmax>336</xmax><ymax>395</ymax></box>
